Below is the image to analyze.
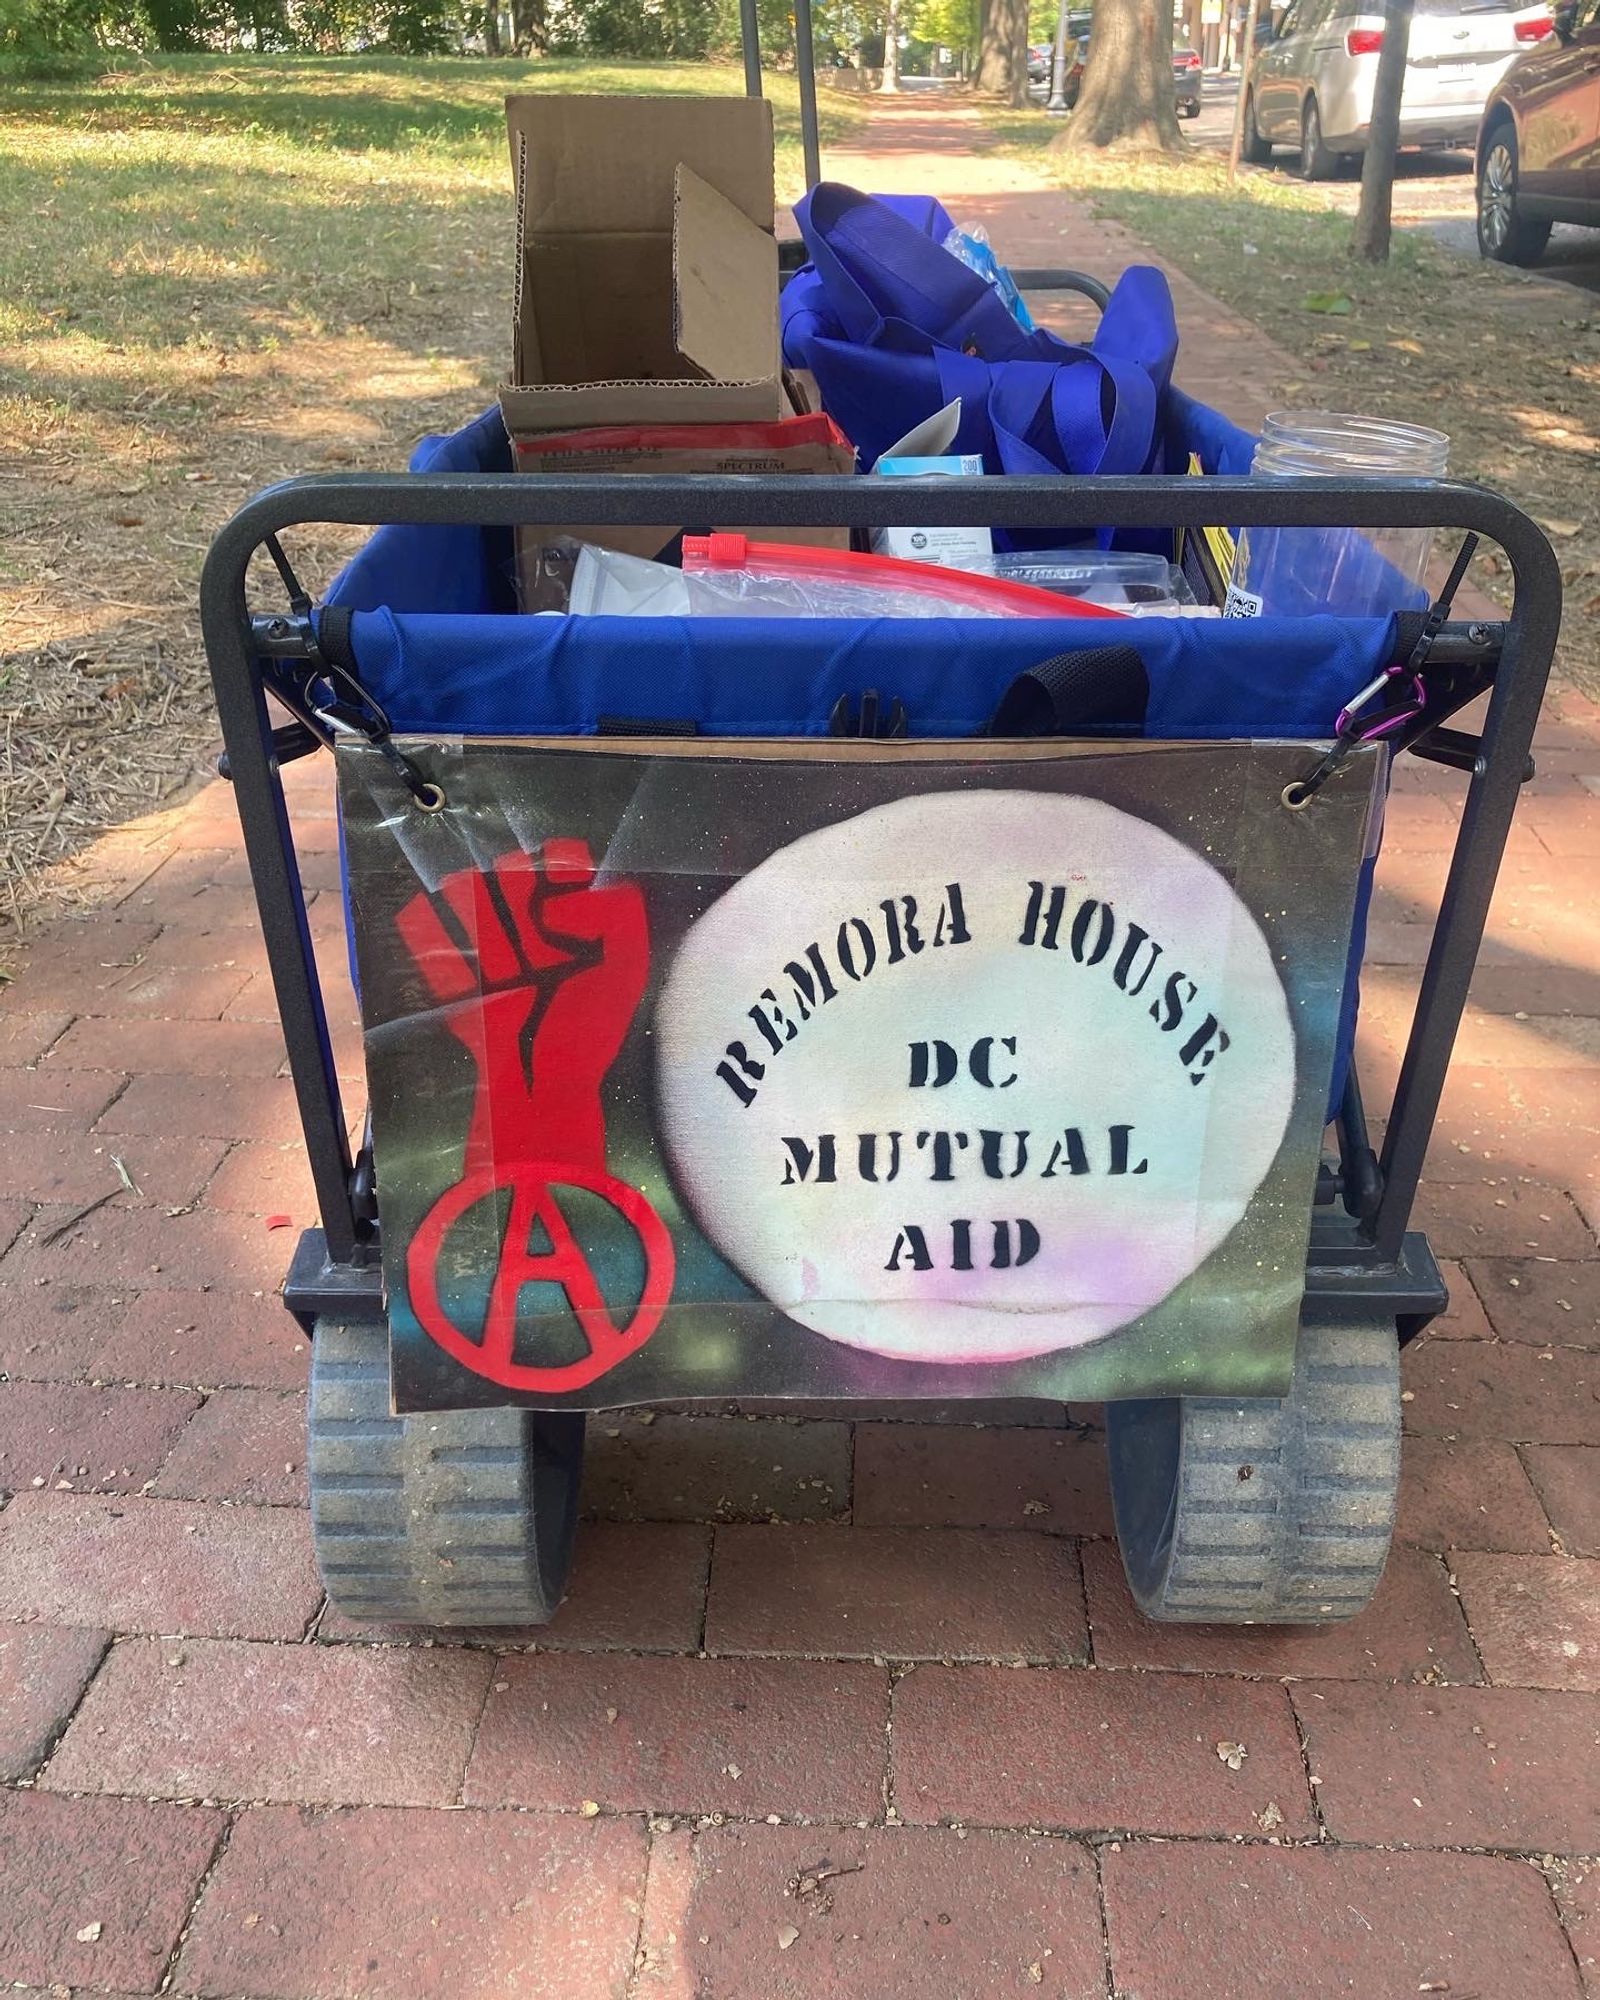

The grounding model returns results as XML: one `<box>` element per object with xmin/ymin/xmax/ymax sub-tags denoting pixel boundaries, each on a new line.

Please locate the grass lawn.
<box><xmin>0</xmin><ymin>56</ymin><xmax>864</xmax><ymax>933</ymax></box>
<box><xmin>986</xmin><ymin>113</ymin><xmax>1600</xmax><ymax>692</ymax></box>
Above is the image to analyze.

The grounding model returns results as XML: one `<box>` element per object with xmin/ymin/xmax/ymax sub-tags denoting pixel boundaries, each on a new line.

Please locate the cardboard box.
<box><xmin>500</xmin><ymin>95</ymin><xmax>853</xmax><ymax>600</ymax></box>
<box><xmin>511</xmin><ymin>414</ymin><xmax>855</xmax><ymax>589</ymax></box>
<box><xmin>501</xmin><ymin>94</ymin><xmax>783</xmax><ymax>437</ymax></box>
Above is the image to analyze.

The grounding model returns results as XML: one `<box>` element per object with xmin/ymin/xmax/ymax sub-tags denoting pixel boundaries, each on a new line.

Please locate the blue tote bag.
<box><xmin>780</xmin><ymin>184</ymin><xmax>1179</xmax><ymax>508</ymax></box>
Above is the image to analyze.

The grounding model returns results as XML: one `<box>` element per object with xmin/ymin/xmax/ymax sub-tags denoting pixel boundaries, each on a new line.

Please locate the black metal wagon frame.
<box><xmin>201</xmin><ymin>468</ymin><xmax>1560</xmax><ymax>1341</ymax></box>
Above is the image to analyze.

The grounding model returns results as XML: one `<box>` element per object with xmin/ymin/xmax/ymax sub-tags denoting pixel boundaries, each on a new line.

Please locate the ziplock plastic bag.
<box><xmin>569</xmin><ymin>541</ymin><xmax>690</xmax><ymax>617</ymax></box>
<box><xmin>942</xmin><ymin>224</ymin><xmax>1037</xmax><ymax>334</ymax></box>
<box><xmin>679</xmin><ymin>534</ymin><xmax>1124</xmax><ymax>621</ymax></box>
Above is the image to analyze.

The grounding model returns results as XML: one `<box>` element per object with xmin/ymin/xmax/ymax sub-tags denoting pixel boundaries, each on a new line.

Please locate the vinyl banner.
<box><xmin>335</xmin><ymin>737</ymin><xmax>1382</xmax><ymax>1412</ymax></box>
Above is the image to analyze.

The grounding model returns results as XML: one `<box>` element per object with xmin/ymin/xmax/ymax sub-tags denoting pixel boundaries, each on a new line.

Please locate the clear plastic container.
<box><xmin>1230</xmin><ymin>411</ymin><xmax>1449</xmax><ymax>620</ymax></box>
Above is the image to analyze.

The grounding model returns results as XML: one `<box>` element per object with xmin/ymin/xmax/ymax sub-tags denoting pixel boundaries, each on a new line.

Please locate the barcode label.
<box><xmin>1223</xmin><ymin>586</ymin><xmax>1264</xmax><ymax>618</ymax></box>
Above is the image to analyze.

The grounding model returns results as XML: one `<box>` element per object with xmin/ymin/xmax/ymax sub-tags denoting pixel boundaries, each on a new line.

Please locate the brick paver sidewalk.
<box><xmin>0</xmin><ymin>97</ymin><xmax>1596</xmax><ymax>2000</ymax></box>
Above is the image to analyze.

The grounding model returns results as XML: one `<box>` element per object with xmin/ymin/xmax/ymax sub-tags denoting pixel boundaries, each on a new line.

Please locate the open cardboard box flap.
<box><xmin>672</xmin><ymin>164</ymin><xmax>778</xmax><ymax>391</ymax></box>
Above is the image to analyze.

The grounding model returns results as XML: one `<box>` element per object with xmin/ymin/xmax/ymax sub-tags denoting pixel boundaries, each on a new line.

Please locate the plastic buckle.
<box><xmin>829</xmin><ymin>690</ymin><xmax>908</xmax><ymax>739</ymax></box>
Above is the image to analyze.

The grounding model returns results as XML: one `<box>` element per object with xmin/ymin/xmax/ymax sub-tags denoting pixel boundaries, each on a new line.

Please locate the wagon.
<box><xmin>199</xmin><ymin>22</ymin><xmax>1561</xmax><ymax>1630</ymax></box>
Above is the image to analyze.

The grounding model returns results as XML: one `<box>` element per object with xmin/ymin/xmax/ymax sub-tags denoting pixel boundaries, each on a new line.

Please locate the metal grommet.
<box><xmin>412</xmin><ymin>781</ymin><xmax>447</xmax><ymax>814</ymax></box>
<box><xmin>1281</xmin><ymin>781</ymin><xmax>1313</xmax><ymax>812</ymax></box>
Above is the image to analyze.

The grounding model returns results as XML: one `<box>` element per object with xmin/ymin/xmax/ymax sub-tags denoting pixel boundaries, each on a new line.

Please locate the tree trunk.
<box><xmin>484</xmin><ymin>2</ymin><xmax>502</xmax><ymax>54</ymax></box>
<box><xmin>1058</xmin><ymin>0</ymin><xmax>1186</xmax><ymax>150</ymax></box>
<box><xmin>976</xmin><ymin>0</ymin><xmax>997</xmax><ymax>85</ymax></box>
<box><xmin>511</xmin><ymin>0</ymin><xmax>546</xmax><ymax>55</ymax></box>
<box><xmin>977</xmin><ymin>0</ymin><xmax>1028</xmax><ymax>101</ymax></box>
<box><xmin>1351</xmin><ymin>0</ymin><xmax>1414</xmax><ymax>261</ymax></box>
<box><xmin>881</xmin><ymin>0</ymin><xmax>902</xmax><ymax>89</ymax></box>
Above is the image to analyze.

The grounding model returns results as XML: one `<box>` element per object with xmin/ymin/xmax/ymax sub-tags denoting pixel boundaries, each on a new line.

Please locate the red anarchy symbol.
<box><xmin>395</xmin><ymin>839</ymin><xmax>673</xmax><ymax>1392</ymax></box>
<box><xmin>406</xmin><ymin>1161</ymin><xmax>674</xmax><ymax>1394</ymax></box>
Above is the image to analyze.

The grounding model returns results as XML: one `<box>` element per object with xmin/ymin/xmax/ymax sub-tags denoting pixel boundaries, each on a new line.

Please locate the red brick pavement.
<box><xmin>0</xmin><ymin>96</ymin><xmax>1596</xmax><ymax>2000</ymax></box>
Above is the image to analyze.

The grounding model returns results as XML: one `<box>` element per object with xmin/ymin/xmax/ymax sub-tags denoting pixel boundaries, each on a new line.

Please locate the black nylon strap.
<box><xmin>317</xmin><ymin>604</ymin><xmax>357</xmax><ymax>675</ymax></box>
<box><xmin>596</xmin><ymin>715</ymin><xmax>699</xmax><ymax>737</ymax></box>
<box><xmin>989</xmin><ymin>645</ymin><xmax>1150</xmax><ymax>738</ymax></box>
<box><xmin>1389</xmin><ymin>609</ymin><xmax>1430</xmax><ymax>667</ymax></box>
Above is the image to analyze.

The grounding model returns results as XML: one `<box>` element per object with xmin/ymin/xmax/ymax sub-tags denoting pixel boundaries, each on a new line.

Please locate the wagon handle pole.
<box><xmin>795</xmin><ymin>0</ymin><xmax>823</xmax><ymax>190</ymax></box>
<box><xmin>739</xmin><ymin>0</ymin><xmax>762</xmax><ymax>98</ymax></box>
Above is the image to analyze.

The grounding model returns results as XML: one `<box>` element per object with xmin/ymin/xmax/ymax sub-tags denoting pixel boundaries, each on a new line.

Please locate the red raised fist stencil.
<box><xmin>396</xmin><ymin>840</ymin><xmax>673</xmax><ymax>1393</ymax></box>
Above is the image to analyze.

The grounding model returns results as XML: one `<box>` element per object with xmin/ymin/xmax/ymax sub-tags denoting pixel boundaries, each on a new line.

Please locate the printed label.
<box><xmin>1223</xmin><ymin>585</ymin><xmax>1265</xmax><ymax>618</ymax></box>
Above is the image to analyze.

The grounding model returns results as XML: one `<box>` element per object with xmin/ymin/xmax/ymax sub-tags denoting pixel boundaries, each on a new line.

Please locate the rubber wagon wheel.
<box><xmin>1105</xmin><ymin>1317</ymin><xmax>1400</xmax><ymax>1624</ymax></box>
<box><xmin>308</xmin><ymin>1318</ymin><xmax>585</xmax><ymax>1626</ymax></box>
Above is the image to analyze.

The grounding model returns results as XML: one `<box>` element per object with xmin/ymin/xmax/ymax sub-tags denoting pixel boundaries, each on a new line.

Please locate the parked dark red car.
<box><xmin>1059</xmin><ymin>30</ymin><xmax>1204</xmax><ymax>116</ymax></box>
<box><xmin>1476</xmin><ymin>0</ymin><xmax>1600</xmax><ymax>263</ymax></box>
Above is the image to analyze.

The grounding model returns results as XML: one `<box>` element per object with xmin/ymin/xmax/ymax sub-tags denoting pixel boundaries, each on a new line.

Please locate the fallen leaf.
<box><xmin>1537</xmin><ymin>518</ymin><xmax>1582</xmax><ymax>539</ymax></box>
<box><xmin>777</xmin><ymin>1925</ymin><xmax>800</xmax><ymax>1950</ymax></box>
<box><xmin>1347</xmin><ymin>339</ymin><xmax>1373</xmax><ymax>352</ymax></box>
<box><xmin>1303</xmin><ymin>291</ymin><xmax>1353</xmax><ymax>316</ymax></box>
<box><xmin>75</xmin><ymin>1922</ymin><xmax>103</xmax><ymax>1943</ymax></box>
<box><xmin>1027</xmin><ymin>1963</ymin><xmax>1044</xmax><ymax>1984</ymax></box>
<box><xmin>1257</xmin><ymin>1800</ymin><xmax>1284</xmax><ymax>1832</ymax></box>
<box><xmin>264</xmin><ymin>1213</ymin><xmax>293</xmax><ymax>1230</ymax></box>
<box><xmin>579</xmin><ymin>1800</ymin><xmax>601</xmax><ymax>1818</ymax></box>
<box><xmin>1216</xmin><ymin>1740</ymin><xmax>1248</xmax><ymax>1771</ymax></box>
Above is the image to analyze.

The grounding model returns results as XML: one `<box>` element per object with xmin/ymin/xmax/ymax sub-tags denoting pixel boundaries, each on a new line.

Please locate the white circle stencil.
<box><xmin>655</xmin><ymin>789</ymin><xmax>1294</xmax><ymax>1363</ymax></box>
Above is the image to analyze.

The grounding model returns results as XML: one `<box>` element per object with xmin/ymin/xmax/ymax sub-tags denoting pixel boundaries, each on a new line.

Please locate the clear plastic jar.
<box><xmin>1229</xmin><ymin>411</ymin><xmax>1450</xmax><ymax>620</ymax></box>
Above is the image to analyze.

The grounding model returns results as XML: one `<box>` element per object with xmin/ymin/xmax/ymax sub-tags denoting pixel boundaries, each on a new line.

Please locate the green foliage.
<box><xmin>374</xmin><ymin>0</ymin><xmax>460</xmax><ymax>50</ymax></box>
<box><xmin>0</xmin><ymin>0</ymin><xmax>108</xmax><ymax>69</ymax></box>
<box><xmin>292</xmin><ymin>0</ymin><xmax>373</xmax><ymax>48</ymax></box>
<box><xmin>140</xmin><ymin>0</ymin><xmax>229</xmax><ymax>50</ymax></box>
<box><xmin>0</xmin><ymin>0</ymin><xmax>946</xmax><ymax>62</ymax></box>
<box><xmin>916</xmin><ymin>0</ymin><xmax>979</xmax><ymax>51</ymax></box>
<box><xmin>549</xmin><ymin>0</ymin><xmax>724</xmax><ymax>59</ymax></box>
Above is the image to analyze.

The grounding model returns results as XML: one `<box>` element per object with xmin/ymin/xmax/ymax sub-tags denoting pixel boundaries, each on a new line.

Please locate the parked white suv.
<box><xmin>1242</xmin><ymin>0</ymin><xmax>1556</xmax><ymax>177</ymax></box>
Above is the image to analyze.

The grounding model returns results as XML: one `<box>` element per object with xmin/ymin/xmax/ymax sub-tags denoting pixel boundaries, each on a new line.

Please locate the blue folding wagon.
<box><xmin>200</xmin><ymin>44</ymin><xmax>1560</xmax><ymax>1633</ymax></box>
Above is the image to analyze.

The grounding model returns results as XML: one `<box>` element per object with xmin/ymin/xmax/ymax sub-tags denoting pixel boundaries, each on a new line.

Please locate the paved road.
<box><xmin>1190</xmin><ymin>69</ymin><xmax>1600</xmax><ymax>295</ymax></box>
